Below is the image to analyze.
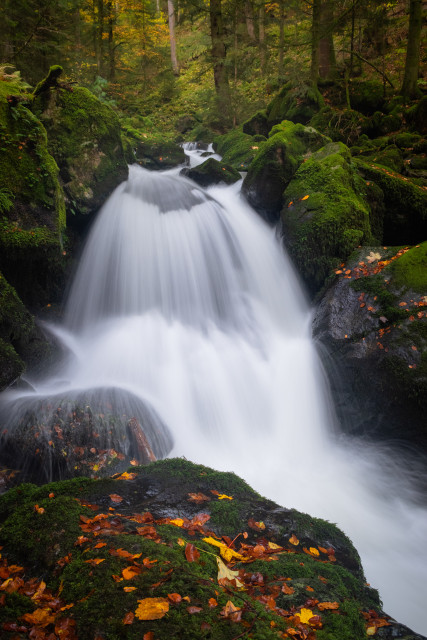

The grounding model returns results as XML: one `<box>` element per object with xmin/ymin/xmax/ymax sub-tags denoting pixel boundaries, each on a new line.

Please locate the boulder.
<box><xmin>0</xmin><ymin>387</ymin><xmax>173</xmax><ymax>484</ymax></box>
<box><xmin>1</xmin><ymin>457</ymin><xmax>420</xmax><ymax>639</ymax></box>
<box><xmin>280</xmin><ymin>142</ymin><xmax>373</xmax><ymax>296</ymax></box>
<box><xmin>32</xmin><ymin>67</ymin><xmax>128</xmax><ymax>218</ymax></box>
<box><xmin>213</xmin><ymin>127</ymin><xmax>261</xmax><ymax>170</ymax></box>
<box><xmin>242</xmin><ymin>121</ymin><xmax>330</xmax><ymax>223</ymax></box>
<box><xmin>133</xmin><ymin>138</ymin><xmax>186</xmax><ymax>170</ymax></box>
<box><xmin>180</xmin><ymin>157</ymin><xmax>241</xmax><ymax>187</ymax></box>
<box><xmin>313</xmin><ymin>244</ymin><xmax>427</xmax><ymax>451</ymax></box>
<box><xmin>266</xmin><ymin>82</ymin><xmax>324</xmax><ymax>127</ymax></box>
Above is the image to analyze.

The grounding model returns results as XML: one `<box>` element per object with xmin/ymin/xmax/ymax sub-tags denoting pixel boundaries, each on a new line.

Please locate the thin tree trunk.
<box><xmin>310</xmin><ymin>0</ymin><xmax>321</xmax><ymax>86</ymax></box>
<box><xmin>106</xmin><ymin>0</ymin><xmax>116</xmax><ymax>80</ymax></box>
<box><xmin>168</xmin><ymin>0</ymin><xmax>179</xmax><ymax>75</ymax></box>
<box><xmin>349</xmin><ymin>0</ymin><xmax>355</xmax><ymax>75</ymax></box>
<box><xmin>401</xmin><ymin>0</ymin><xmax>422</xmax><ymax>98</ymax></box>
<box><xmin>259</xmin><ymin>3</ymin><xmax>266</xmax><ymax>72</ymax></box>
<box><xmin>96</xmin><ymin>0</ymin><xmax>104</xmax><ymax>75</ymax></box>
<box><xmin>209</xmin><ymin>0</ymin><xmax>232</xmax><ymax>127</ymax></box>
<box><xmin>278</xmin><ymin>0</ymin><xmax>284</xmax><ymax>79</ymax></box>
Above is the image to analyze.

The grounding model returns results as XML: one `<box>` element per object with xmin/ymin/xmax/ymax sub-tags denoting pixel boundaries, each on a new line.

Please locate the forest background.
<box><xmin>1</xmin><ymin>0</ymin><xmax>424</xmax><ymax>139</ymax></box>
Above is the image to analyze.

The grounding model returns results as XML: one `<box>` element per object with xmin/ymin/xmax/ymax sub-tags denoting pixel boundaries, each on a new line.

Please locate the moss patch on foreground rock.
<box><xmin>0</xmin><ymin>458</ymin><xmax>395</xmax><ymax>640</ymax></box>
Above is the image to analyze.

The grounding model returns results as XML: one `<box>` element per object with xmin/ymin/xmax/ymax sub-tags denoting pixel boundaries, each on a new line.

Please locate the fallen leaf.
<box><xmin>301</xmin><ymin>194</ymin><xmax>310</xmax><ymax>200</ymax></box>
<box><xmin>282</xmin><ymin>584</ymin><xmax>295</xmax><ymax>595</ymax></box>
<box><xmin>167</xmin><ymin>593</ymin><xmax>182</xmax><ymax>603</ymax></box>
<box><xmin>185</xmin><ymin>543</ymin><xmax>200</xmax><ymax>563</ymax></box>
<box><xmin>84</xmin><ymin>558</ymin><xmax>105</xmax><ymax>566</ymax></box>
<box><xmin>188</xmin><ymin>493</ymin><xmax>210</xmax><ymax>504</ymax></box>
<box><xmin>123</xmin><ymin>586</ymin><xmax>137</xmax><ymax>592</ymax></box>
<box><xmin>289</xmin><ymin>534</ymin><xmax>299</xmax><ymax>545</ymax></box>
<box><xmin>123</xmin><ymin>611</ymin><xmax>134</xmax><ymax>625</ymax></box>
<box><xmin>109</xmin><ymin>494</ymin><xmax>123</xmax><ymax>503</ymax></box>
<box><xmin>202</xmin><ymin>536</ymin><xmax>244</xmax><ymax>562</ymax></box>
<box><xmin>298</xmin><ymin>608</ymin><xmax>314</xmax><ymax>624</ymax></box>
<box><xmin>135</xmin><ymin>597</ymin><xmax>169</xmax><ymax>620</ymax></box>
<box><xmin>122</xmin><ymin>566</ymin><xmax>141</xmax><ymax>580</ymax></box>
<box><xmin>187</xmin><ymin>605</ymin><xmax>202</xmax><ymax>614</ymax></box>
<box><xmin>318</xmin><ymin>601</ymin><xmax>339</xmax><ymax>610</ymax></box>
<box><xmin>216</xmin><ymin>557</ymin><xmax>244</xmax><ymax>589</ymax></box>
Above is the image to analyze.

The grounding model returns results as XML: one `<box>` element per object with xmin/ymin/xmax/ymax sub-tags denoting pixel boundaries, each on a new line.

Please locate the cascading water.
<box><xmin>1</xmin><ymin>157</ymin><xmax>426</xmax><ymax>633</ymax></box>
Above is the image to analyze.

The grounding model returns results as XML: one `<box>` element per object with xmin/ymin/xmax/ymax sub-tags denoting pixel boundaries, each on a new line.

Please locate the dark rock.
<box><xmin>0</xmin><ymin>386</ymin><xmax>173</xmax><ymax>483</ymax></box>
<box><xmin>242</xmin><ymin>110</ymin><xmax>270</xmax><ymax>137</ymax></box>
<box><xmin>313</xmin><ymin>245</ymin><xmax>427</xmax><ymax>453</ymax></box>
<box><xmin>180</xmin><ymin>157</ymin><xmax>241</xmax><ymax>187</ymax></box>
<box><xmin>266</xmin><ymin>82</ymin><xmax>324</xmax><ymax>127</ymax></box>
<box><xmin>133</xmin><ymin>139</ymin><xmax>186</xmax><ymax>170</ymax></box>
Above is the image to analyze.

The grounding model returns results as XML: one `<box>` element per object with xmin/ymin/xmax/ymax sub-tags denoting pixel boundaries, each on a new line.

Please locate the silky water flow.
<box><xmin>2</xmin><ymin>156</ymin><xmax>427</xmax><ymax>633</ymax></box>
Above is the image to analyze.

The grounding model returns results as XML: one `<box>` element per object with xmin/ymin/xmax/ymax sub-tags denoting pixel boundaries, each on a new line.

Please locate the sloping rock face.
<box><xmin>33</xmin><ymin>73</ymin><xmax>128</xmax><ymax>218</ymax></box>
<box><xmin>0</xmin><ymin>458</ymin><xmax>422</xmax><ymax>639</ymax></box>
<box><xmin>313</xmin><ymin>244</ymin><xmax>427</xmax><ymax>453</ymax></box>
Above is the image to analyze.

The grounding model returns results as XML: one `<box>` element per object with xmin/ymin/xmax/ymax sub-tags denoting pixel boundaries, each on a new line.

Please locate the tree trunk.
<box><xmin>96</xmin><ymin>0</ymin><xmax>104</xmax><ymax>75</ymax></box>
<box><xmin>278</xmin><ymin>0</ymin><xmax>285</xmax><ymax>79</ymax></box>
<box><xmin>319</xmin><ymin>0</ymin><xmax>336</xmax><ymax>80</ymax></box>
<box><xmin>168</xmin><ymin>0</ymin><xmax>179</xmax><ymax>75</ymax></box>
<box><xmin>245</xmin><ymin>0</ymin><xmax>256</xmax><ymax>42</ymax></box>
<box><xmin>209</xmin><ymin>0</ymin><xmax>232</xmax><ymax>127</ymax></box>
<box><xmin>310</xmin><ymin>0</ymin><xmax>321</xmax><ymax>85</ymax></box>
<box><xmin>401</xmin><ymin>0</ymin><xmax>422</xmax><ymax>98</ymax></box>
<box><xmin>106</xmin><ymin>0</ymin><xmax>116</xmax><ymax>80</ymax></box>
<box><xmin>259</xmin><ymin>3</ymin><xmax>266</xmax><ymax>72</ymax></box>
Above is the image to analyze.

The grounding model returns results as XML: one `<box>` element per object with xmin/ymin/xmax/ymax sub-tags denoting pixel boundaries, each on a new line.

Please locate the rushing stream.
<box><xmin>2</xmin><ymin>148</ymin><xmax>427</xmax><ymax>633</ymax></box>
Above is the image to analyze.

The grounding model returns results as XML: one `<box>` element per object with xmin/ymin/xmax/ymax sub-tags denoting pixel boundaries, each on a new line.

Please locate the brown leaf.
<box><xmin>167</xmin><ymin>593</ymin><xmax>182</xmax><ymax>603</ymax></box>
<box><xmin>185</xmin><ymin>543</ymin><xmax>200</xmax><ymax>563</ymax></box>
<box><xmin>123</xmin><ymin>611</ymin><xmax>134</xmax><ymax>625</ymax></box>
<box><xmin>109</xmin><ymin>494</ymin><xmax>123</xmax><ymax>503</ymax></box>
<box><xmin>188</xmin><ymin>493</ymin><xmax>210</xmax><ymax>504</ymax></box>
<box><xmin>318</xmin><ymin>601</ymin><xmax>339</xmax><ymax>610</ymax></box>
<box><xmin>187</xmin><ymin>606</ymin><xmax>202</xmax><ymax>614</ymax></box>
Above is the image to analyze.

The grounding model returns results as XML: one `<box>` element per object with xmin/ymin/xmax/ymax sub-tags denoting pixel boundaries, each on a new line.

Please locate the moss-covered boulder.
<box><xmin>1</xmin><ymin>457</ymin><xmax>419</xmax><ymax>640</ymax></box>
<box><xmin>348</xmin><ymin>80</ymin><xmax>385</xmax><ymax>116</ymax></box>
<box><xmin>280</xmin><ymin>142</ymin><xmax>373</xmax><ymax>296</ymax></box>
<box><xmin>133</xmin><ymin>138</ymin><xmax>186</xmax><ymax>170</ymax></box>
<box><xmin>242</xmin><ymin>109</ymin><xmax>270</xmax><ymax>137</ymax></box>
<box><xmin>0</xmin><ymin>76</ymin><xmax>67</xmax><ymax>309</ymax></box>
<box><xmin>309</xmin><ymin>107</ymin><xmax>369</xmax><ymax>147</ymax></box>
<box><xmin>32</xmin><ymin>69</ymin><xmax>128</xmax><ymax>217</ymax></box>
<box><xmin>266</xmin><ymin>82</ymin><xmax>324</xmax><ymax>127</ymax></box>
<box><xmin>242</xmin><ymin>121</ymin><xmax>330</xmax><ymax>223</ymax></box>
<box><xmin>354</xmin><ymin>159</ymin><xmax>427</xmax><ymax>245</ymax></box>
<box><xmin>313</xmin><ymin>244</ymin><xmax>427</xmax><ymax>450</ymax></box>
<box><xmin>0</xmin><ymin>272</ymin><xmax>51</xmax><ymax>390</ymax></box>
<box><xmin>213</xmin><ymin>127</ymin><xmax>261</xmax><ymax>170</ymax></box>
<box><xmin>180</xmin><ymin>158</ymin><xmax>241</xmax><ymax>187</ymax></box>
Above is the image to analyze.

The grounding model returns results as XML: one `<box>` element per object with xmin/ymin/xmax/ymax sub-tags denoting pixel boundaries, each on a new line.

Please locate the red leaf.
<box><xmin>185</xmin><ymin>543</ymin><xmax>200</xmax><ymax>563</ymax></box>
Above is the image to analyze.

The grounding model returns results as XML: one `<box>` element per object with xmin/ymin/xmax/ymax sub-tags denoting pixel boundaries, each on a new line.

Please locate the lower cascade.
<box><xmin>1</xmin><ymin>162</ymin><xmax>426</xmax><ymax>634</ymax></box>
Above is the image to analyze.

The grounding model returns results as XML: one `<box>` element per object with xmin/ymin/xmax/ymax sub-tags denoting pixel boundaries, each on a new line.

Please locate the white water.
<box><xmin>6</xmin><ymin>159</ymin><xmax>427</xmax><ymax>633</ymax></box>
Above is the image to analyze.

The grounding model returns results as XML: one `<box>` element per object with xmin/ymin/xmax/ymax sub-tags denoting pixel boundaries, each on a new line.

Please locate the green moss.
<box><xmin>281</xmin><ymin>142</ymin><xmax>372</xmax><ymax>295</ymax></box>
<box><xmin>0</xmin><ymin>337</ymin><xmax>24</xmax><ymax>388</ymax></box>
<box><xmin>266</xmin><ymin>82</ymin><xmax>324</xmax><ymax>126</ymax></box>
<box><xmin>310</xmin><ymin>107</ymin><xmax>369</xmax><ymax>146</ymax></box>
<box><xmin>388</xmin><ymin>242</ymin><xmax>427</xmax><ymax>292</ymax></box>
<box><xmin>213</xmin><ymin>127</ymin><xmax>260</xmax><ymax>170</ymax></box>
<box><xmin>33</xmin><ymin>85</ymin><xmax>127</xmax><ymax>213</ymax></box>
<box><xmin>183</xmin><ymin>157</ymin><xmax>241</xmax><ymax>186</ymax></box>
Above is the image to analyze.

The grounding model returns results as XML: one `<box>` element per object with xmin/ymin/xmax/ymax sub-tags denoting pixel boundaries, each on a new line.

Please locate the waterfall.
<box><xmin>2</xmin><ymin>159</ymin><xmax>427</xmax><ymax>633</ymax></box>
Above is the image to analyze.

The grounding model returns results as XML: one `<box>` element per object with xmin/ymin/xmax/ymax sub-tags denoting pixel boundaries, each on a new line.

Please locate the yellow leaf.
<box><xmin>217</xmin><ymin>494</ymin><xmax>233</xmax><ymax>500</ymax></box>
<box><xmin>135</xmin><ymin>597</ymin><xmax>169</xmax><ymax>620</ymax></box>
<box><xmin>268</xmin><ymin>542</ymin><xmax>282</xmax><ymax>550</ymax></box>
<box><xmin>202</xmin><ymin>537</ymin><xmax>244</xmax><ymax>561</ymax></box>
<box><xmin>309</xmin><ymin>547</ymin><xmax>320</xmax><ymax>556</ymax></box>
<box><xmin>216</xmin><ymin>557</ymin><xmax>244</xmax><ymax>589</ymax></box>
<box><xmin>289</xmin><ymin>534</ymin><xmax>299</xmax><ymax>545</ymax></box>
<box><xmin>123</xmin><ymin>586</ymin><xmax>137</xmax><ymax>592</ymax></box>
<box><xmin>298</xmin><ymin>608</ymin><xmax>314</xmax><ymax>624</ymax></box>
<box><xmin>177</xmin><ymin>538</ymin><xmax>185</xmax><ymax>547</ymax></box>
<box><xmin>169</xmin><ymin>518</ymin><xmax>184</xmax><ymax>527</ymax></box>
<box><xmin>366</xmin><ymin>626</ymin><xmax>376</xmax><ymax>636</ymax></box>
<box><xmin>301</xmin><ymin>194</ymin><xmax>310</xmax><ymax>200</ymax></box>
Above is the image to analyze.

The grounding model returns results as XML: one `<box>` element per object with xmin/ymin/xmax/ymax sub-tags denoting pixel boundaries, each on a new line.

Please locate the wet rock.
<box><xmin>0</xmin><ymin>387</ymin><xmax>173</xmax><ymax>483</ymax></box>
<box><xmin>180</xmin><ymin>158</ymin><xmax>241</xmax><ymax>187</ymax></box>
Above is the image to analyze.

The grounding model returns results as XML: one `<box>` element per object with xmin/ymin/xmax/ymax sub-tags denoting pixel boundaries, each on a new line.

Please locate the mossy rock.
<box><xmin>365</xmin><ymin>144</ymin><xmax>403</xmax><ymax>173</ymax></box>
<box><xmin>348</xmin><ymin>80</ymin><xmax>385</xmax><ymax>116</ymax></box>
<box><xmin>242</xmin><ymin>109</ymin><xmax>269</xmax><ymax>137</ymax></box>
<box><xmin>180</xmin><ymin>158</ymin><xmax>241</xmax><ymax>187</ymax></box>
<box><xmin>363</xmin><ymin>111</ymin><xmax>401</xmax><ymax>138</ymax></box>
<box><xmin>242</xmin><ymin>121</ymin><xmax>330</xmax><ymax>222</ymax></box>
<box><xmin>213</xmin><ymin>128</ymin><xmax>260</xmax><ymax>170</ymax></box>
<box><xmin>121</xmin><ymin>134</ymin><xmax>137</xmax><ymax>164</ymax></box>
<box><xmin>133</xmin><ymin>138</ymin><xmax>186</xmax><ymax>170</ymax></box>
<box><xmin>33</xmin><ymin>81</ymin><xmax>128</xmax><ymax>216</ymax></box>
<box><xmin>407</xmin><ymin>96</ymin><xmax>427</xmax><ymax>135</ymax></box>
<box><xmin>354</xmin><ymin>159</ymin><xmax>427</xmax><ymax>245</ymax></box>
<box><xmin>266</xmin><ymin>82</ymin><xmax>324</xmax><ymax>127</ymax></box>
<box><xmin>0</xmin><ymin>271</ymin><xmax>51</xmax><ymax>390</ymax></box>
<box><xmin>310</xmin><ymin>107</ymin><xmax>369</xmax><ymax>146</ymax></box>
<box><xmin>281</xmin><ymin>142</ymin><xmax>372</xmax><ymax>296</ymax></box>
<box><xmin>0</xmin><ymin>458</ymin><xmax>405</xmax><ymax>640</ymax></box>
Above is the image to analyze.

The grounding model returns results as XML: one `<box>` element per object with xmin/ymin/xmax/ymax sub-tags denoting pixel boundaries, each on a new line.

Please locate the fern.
<box><xmin>0</xmin><ymin>189</ymin><xmax>14</xmax><ymax>214</ymax></box>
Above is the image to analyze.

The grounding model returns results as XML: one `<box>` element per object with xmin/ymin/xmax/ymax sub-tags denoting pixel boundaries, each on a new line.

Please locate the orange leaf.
<box><xmin>289</xmin><ymin>534</ymin><xmax>299</xmax><ymax>545</ymax></box>
<box><xmin>143</xmin><ymin>633</ymin><xmax>155</xmax><ymax>640</ymax></box>
<box><xmin>22</xmin><ymin>608</ymin><xmax>55</xmax><ymax>626</ymax></box>
<box><xmin>301</xmin><ymin>195</ymin><xmax>310</xmax><ymax>200</ymax></box>
<box><xmin>135</xmin><ymin>597</ymin><xmax>169</xmax><ymax>620</ymax></box>
<box><xmin>123</xmin><ymin>586</ymin><xmax>137</xmax><ymax>592</ymax></box>
<box><xmin>188</xmin><ymin>492</ymin><xmax>210</xmax><ymax>504</ymax></box>
<box><xmin>123</xmin><ymin>611</ymin><xmax>134</xmax><ymax>625</ymax></box>
<box><xmin>282</xmin><ymin>584</ymin><xmax>295</xmax><ymax>595</ymax></box>
<box><xmin>167</xmin><ymin>593</ymin><xmax>182</xmax><ymax>603</ymax></box>
<box><xmin>34</xmin><ymin>504</ymin><xmax>45</xmax><ymax>514</ymax></box>
<box><xmin>84</xmin><ymin>558</ymin><xmax>105</xmax><ymax>566</ymax></box>
<box><xmin>208</xmin><ymin>597</ymin><xmax>218</xmax><ymax>607</ymax></box>
<box><xmin>109</xmin><ymin>494</ymin><xmax>123</xmax><ymax>503</ymax></box>
<box><xmin>122</xmin><ymin>566</ymin><xmax>141</xmax><ymax>580</ymax></box>
<box><xmin>318</xmin><ymin>601</ymin><xmax>339</xmax><ymax>610</ymax></box>
<box><xmin>94</xmin><ymin>542</ymin><xmax>107</xmax><ymax>549</ymax></box>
